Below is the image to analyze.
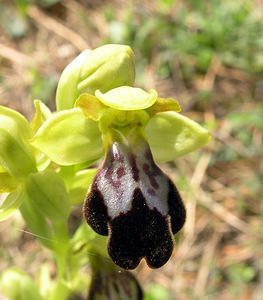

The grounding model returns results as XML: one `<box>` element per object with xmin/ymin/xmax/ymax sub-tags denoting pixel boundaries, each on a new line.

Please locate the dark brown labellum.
<box><xmin>83</xmin><ymin>135</ymin><xmax>186</xmax><ymax>269</ymax></box>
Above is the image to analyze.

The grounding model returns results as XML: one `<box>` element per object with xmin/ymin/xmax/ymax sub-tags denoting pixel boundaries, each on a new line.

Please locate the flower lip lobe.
<box><xmin>83</xmin><ymin>183</ymin><xmax>110</xmax><ymax>236</ymax></box>
<box><xmin>108</xmin><ymin>188</ymin><xmax>174</xmax><ymax>269</ymax></box>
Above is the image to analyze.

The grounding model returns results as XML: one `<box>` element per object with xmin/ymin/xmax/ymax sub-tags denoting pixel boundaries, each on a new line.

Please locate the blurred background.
<box><xmin>0</xmin><ymin>0</ymin><xmax>263</xmax><ymax>299</ymax></box>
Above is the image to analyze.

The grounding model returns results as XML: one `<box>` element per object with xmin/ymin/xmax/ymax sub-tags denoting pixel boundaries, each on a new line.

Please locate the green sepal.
<box><xmin>31</xmin><ymin>108</ymin><xmax>103</xmax><ymax>165</ymax></box>
<box><xmin>95</xmin><ymin>86</ymin><xmax>158</xmax><ymax>111</ymax></box>
<box><xmin>69</xmin><ymin>168</ymin><xmax>97</xmax><ymax>205</ymax></box>
<box><xmin>56</xmin><ymin>44</ymin><xmax>135</xmax><ymax>110</ymax></box>
<box><xmin>145</xmin><ymin>111</ymin><xmax>211</xmax><ymax>162</ymax></box>
<box><xmin>0</xmin><ymin>268</ymin><xmax>43</xmax><ymax>300</ymax></box>
<box><xmin>0</xmin><ymin>106</ymin><xmax>37</xmax><ymax>178</ymax></box>
<box><xmin>0</xmin><ymin>186</ymin><xmax>24</xmax><ymax>221</ymax></box>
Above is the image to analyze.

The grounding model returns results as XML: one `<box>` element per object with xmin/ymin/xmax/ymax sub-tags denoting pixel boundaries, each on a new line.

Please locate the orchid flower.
<box><xmin>32</xmin><ymin>83</ymin><xmax>210</xmax><ymax>269</ymax></box>
<box><xmin>0</xmin><ymin>44</ymin><xmax>210</xmax><ymax>271</ymax></box>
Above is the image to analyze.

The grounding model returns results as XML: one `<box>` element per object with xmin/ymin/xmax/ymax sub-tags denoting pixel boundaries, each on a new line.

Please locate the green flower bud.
<box><xmin>0</xmin><ymin>268</ymin><xmax>43</xmax><ymax>300</ymax></box>
<box><xmin>56</xmin><ymin>44</ymin><xmax>135</xmax><ymax>110</ymax></box>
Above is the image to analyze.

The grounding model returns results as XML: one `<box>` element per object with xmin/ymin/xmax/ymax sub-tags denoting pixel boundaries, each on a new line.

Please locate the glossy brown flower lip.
<box><xmin>83</xmin><ymin>136</ymin><xmax>186</xmax><ymax>269</ymax></box>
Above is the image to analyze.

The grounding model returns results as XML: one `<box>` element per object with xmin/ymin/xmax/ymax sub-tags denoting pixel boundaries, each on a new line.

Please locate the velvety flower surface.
<box><xmin>88</xmin><ymin>269</ymin><xmax>143</xmax><ymax>300</ymax></box>
<box><xmin>84</xmin><ymin>131</ymin><xmax>186</xmax><ymax>269</ymax></box>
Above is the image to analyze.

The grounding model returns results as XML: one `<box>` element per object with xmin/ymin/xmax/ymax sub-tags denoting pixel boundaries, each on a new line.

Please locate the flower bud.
<box><xmin>56</xmin><ymin>44</ymin><xmax>135</xmax><ymax>110</ymax></box>
<box><xmin>0</xmin><ymin>269</ymin><xmax>43</xmax><ymax>300</ymax></box>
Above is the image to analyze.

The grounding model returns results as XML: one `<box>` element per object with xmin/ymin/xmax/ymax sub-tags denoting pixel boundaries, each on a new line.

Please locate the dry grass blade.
<box><xmin>194</xmin><ymin>232</ymin><xmax>222</xmax><ymax>297</ymax></box>
<box><xmin>27</xmin><ymin>6</ymin><xmax>89</xmax><ymax>51</ymax></box>
<box><xmin>197</xmin><ymin>189</ymin><xmax>249</xmax><ymax>234</ymax></box>
<box><xmin>0</xmin><ymin>44</ymin><xmax>32</xmax><ymax>66</ymax></box>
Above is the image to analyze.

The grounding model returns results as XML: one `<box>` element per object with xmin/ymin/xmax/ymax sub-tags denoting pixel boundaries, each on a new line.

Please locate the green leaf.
<box><xmin>31</xmin><ymin>108</ymin><xmax>103</xmax><ymax>165</ymax></box>
<box><xmin>145</xmin><ymin>111</ymin><xmax>211</xmax><ymax>162</ymax></box>
<box><xmin>69</xmin><ymin>168</ymin><xmax>97</xmax><ymax>205</ymax></box>
<box><xmin>95</xmin><ymin>86</ymin><xmax>158</xmax><ymax>111</ymax></box>
<box><xmin>0</xmin><ymin>186</ymin><xmax>24</xmax><ymax>221</ymax></box>
<box><xmin>25</xmin><ymin>170</ymin><xmax>70</xmax><ymax>223</ymax></box>
<box><xmin>20</xmin><ymin>171</ymin><xmax>70</xmax><ymax>250</ymax></box>
<box><xmin>20</xmin><ymin>195</ymin><xmax>54</xmax><ymax>249</ymax></box>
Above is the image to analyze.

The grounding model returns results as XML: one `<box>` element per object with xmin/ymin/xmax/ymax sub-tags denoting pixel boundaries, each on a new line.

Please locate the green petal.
<box><xmin>0</xmin><ymin>186</ymin><xmax>24</xmax><ymax>221</ymax></box>
<box><xmin>32</xmin><ymin>108</ymin><xmax>103</xmax><ymax>165</ymax></box>
<box><xmin>31</xmin><ymin>99</ymin><xmax>52</xmax><ymax>134</ymax></box>
<box><xmin>0</xmin><ymin>106</ymin><xmax>36</xmax><ymax>178</ymax></box>
<box><xmin>95</xmin><ymin>86</ymin><xmax>158</xmax><ymax>110</ymax></box>
<box><xmin>146</xmin><ymin>97</ymin><xmax>181</xmax><ymax>115</ymax></box>
<box><xmin>30</xmin><ymin>100</ymin><xmax>52</xmax><ymax>171</ymax></box>
<box><xmin>69</xmin><ymin>168</ymin><xmax>97</xmax><ymax>205</ymax></box>
<box><xmin>145</xmin><ymin>111</ymin><xmax>211</xmax><ymax>162</ymax></box>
